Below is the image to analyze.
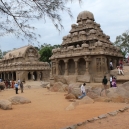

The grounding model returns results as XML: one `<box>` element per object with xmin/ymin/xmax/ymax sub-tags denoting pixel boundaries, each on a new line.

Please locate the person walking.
<box><xmin>78</xmin><ymin>83</ymin><xmax>86</xmax><ymax>99</ymax></box>
<box><xmin>100</xmin><ymin>76</ymin><xmax>108</xmax><ymax>96</ymax></box>
<box><xmin>109</xmin><ymin>60</ymin><xmax>113</xmax><ymax>70</ymax></box>
<box><xmin>14</xmin><ymin>82</ymin><xmax>19</xmax><ymax>94</ymax></box>
<box><xmin>20</xmin><ymin>81</ymin><xmax>24</xmax><ymax>93</ymax></box>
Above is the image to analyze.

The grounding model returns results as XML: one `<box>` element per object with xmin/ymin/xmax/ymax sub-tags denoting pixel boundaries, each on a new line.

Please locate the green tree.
<box><xmin>0</xmin><ymin>0</ymin><xmax>81</xmax><ymax>43</ymax></box>
<box><xmin>39</xmin><ymin>43</ymin><xmax>60</xmax><ymax>63</ymax></box>
<box><xmin>114</xmin><ymin>30</ymin><xmax>129</xmax><ymax>58</ymax></box>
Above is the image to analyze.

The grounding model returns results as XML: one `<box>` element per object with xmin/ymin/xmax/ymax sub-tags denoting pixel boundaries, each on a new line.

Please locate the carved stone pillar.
<box><xmin>74</xmin><ymin>59</ymin><xmax>78</xmax><ymax>75</ymax></box>
<box><xmin>37</xmin><ymin>71</ymin><xmax>40</xmax><ymax>81</ymax></box>
<box><xmin>30</xmin><ymin>71</ymin><xmax>33</xmax><ymax>80</ymax></box>
<box><xmin>64</xmin><ymin>60</ymin><xmax>68</xmax><ymax>75</ymax></box>
<box><xmin>56</xmin><ymin>60</ymin><xmax>59</xmax><ymax>75</ymax></box>
<box><xmin>12</xmin><ymin>72</ymin><xmax>14</xmax><ymax>80</ymax></box>
<box><xmin>85</xmin><ymin>56</ymin><xmax>91</xmax><ymax>74</ymax></box>
<box><xmin>86</xmin><ymin>61</ymin><xmax>89</xmax><ymax>74</ymax></box>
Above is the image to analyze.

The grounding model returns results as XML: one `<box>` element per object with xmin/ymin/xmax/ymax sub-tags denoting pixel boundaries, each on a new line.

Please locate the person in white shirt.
<box><xmin>109</xmin><ymin>61</ymin><xmax>113</xmax><ymax>70</ymax></box>
<box><xmin>17</xmin><ymin>79</ymin><xmax>20</xmax><ymax>86</ymax></box>
<box><xmin>78</xmin><ymin>83</ymin><xmax>86</xmax><ymax>99</ymax></box>
<box><xmin>109</xmin><ymin>76</ymin><xmax>113</xmax><ymax>87</ymax></box>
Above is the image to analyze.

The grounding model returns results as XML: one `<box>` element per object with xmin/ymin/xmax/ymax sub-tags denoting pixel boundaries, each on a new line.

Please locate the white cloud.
<box><xmin>0</xmin><ymin>0</ymin><xmax>129</xmax><ymax>51</ymax></box>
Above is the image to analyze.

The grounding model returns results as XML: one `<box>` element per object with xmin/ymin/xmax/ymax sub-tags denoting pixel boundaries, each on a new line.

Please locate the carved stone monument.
<box><xmin>50</xmin><ymin>11</ymin><xmax>123</xmax><ymax>83</ymax></box>
<box><xmin>0</xmin><ymin>45</ymin><xmax>50</xmax><ymax>82</ymax></box>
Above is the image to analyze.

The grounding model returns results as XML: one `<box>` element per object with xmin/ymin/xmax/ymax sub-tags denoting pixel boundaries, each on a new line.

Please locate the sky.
<box><xmin>0</xmin><ymin>0</ymin><xmax>129</xmax><ymax>52</ymax></box>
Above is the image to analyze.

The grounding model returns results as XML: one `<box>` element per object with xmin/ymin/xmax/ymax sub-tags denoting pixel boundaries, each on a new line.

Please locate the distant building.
<box><xmin>0</xmin><ymin>45</ymin><xmax>50</xmax><ymax>81</ymax></box>
<box><xmin>50</xmin><ymin>11</ymin><xmax>123</xmax><ymax>83</ymax></box>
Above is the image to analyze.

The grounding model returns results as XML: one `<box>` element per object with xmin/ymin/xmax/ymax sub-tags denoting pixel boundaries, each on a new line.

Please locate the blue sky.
<box><xmin>0</xmin><ymin>0</ymin><xmax>129</xmax><ymax>51</ymax></box>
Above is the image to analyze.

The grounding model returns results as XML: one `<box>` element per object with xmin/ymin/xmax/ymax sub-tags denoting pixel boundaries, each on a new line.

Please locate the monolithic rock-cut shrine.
<box><xmin>50</xmin><ymin>10</ymin><xmax>123</xmax><ymax>83</ymax></box>
<box><xmin>0</xmin><ymin>45</ymin><xmax>50</xmax><ymax>81</ymax></box>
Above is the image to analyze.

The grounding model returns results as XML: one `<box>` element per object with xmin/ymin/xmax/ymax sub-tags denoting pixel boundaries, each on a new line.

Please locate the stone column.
<box><xmin>74</xmin><ymin>59</ymin><xmax>78</xmax><ymax>75</ymax></box>
<box><xmin>64</xmin><ymin>60</ymin><xmax>68</xmax><ymax>75</ymax></box>
<box><xmin>56</xmin><ymin>60</ymin><xmax>59</xmax><ymax>75</ymax></box>
<box><xmin>37</xmin><ymin>71</ymin><xmax>40</xmax><ymax>81</ymax></box>
<box><xmin>85</xmin><ymin>56</ymin><xmax>91</xmax><ymax>74</ymax></box>
<box><xmin>12</xmin><ymin>72</ymin><xmax>14</xmax><ymax>80</ymax></box>
<box><xmin>4</xmin><ymin>72</ymin><xmax>5</xmax><ymax>80</ymax></box>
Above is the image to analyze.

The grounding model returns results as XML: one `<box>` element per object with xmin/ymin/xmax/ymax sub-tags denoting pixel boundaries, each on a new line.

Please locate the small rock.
<box><xmin>108</xmin><ymin>111</ymin><xmax>118</xmax><ymax>116</ymax></box>
<box><xmin>98</xmin><ymin>114</ymin><xmax>108</xmax><ymax>119</ymax></box>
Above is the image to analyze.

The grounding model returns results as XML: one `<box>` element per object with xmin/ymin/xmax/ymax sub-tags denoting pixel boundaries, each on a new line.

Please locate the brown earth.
<box><xmin>0</xmin><ymin>81</ymin><xmax>129</xmax><ymax>129</ymax></box>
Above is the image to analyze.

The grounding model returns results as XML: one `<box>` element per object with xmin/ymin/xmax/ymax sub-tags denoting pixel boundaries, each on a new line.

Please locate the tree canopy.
<box><xmin>114</xmin><ymin>30</ymin><xmax>129</xmax><ymax>58</ymax></box>
<box><xmin>39</xmin><ymin>43</ymin><xmax>60</xmax><ymax>63</ymax></box>
<box><xmin>0</xmin><ymin>0</ymin><xmax>81</xmax><ymax>43</ymax></box>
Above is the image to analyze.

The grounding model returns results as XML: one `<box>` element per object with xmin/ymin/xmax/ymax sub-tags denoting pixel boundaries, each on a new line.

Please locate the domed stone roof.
<box><xmin>77</xmin><ymin>11</ymin><xmax>94</xmax><ymax>23</ymax></box>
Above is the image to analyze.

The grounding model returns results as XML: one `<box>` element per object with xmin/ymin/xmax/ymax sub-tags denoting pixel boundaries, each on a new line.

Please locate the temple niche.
<box><xmin>50</xmin><ymin>10</ymin><xmax>123</xmax><ymax>83</ymax></box>
<box><xmin>0</xmin><ymin>45</ymin><xmax>50</xmax><ymax>82</ymax></box>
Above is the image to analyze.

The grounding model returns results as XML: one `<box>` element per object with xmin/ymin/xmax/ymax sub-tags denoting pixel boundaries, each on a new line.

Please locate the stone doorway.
<box><xmin>33</xmin><ymin>71</ymin><xmax>37</xmax><ymax>81</ymax></box>
<box><xmin>78</xmin><ymin>58</ymin><xmax>86</xmax><ymax>75</ymax></box>
<box><xmin>59</xmin><ymin>60</ymin><xmax>65</xmax><ymax>75</ymax></box>
<box><xmin>28</xmin><ymin>72</ymin><xmax>31</xmax><ymax>80</ymax></box>
<box><xmin>68</xmin><ymin>59</ymin><xmax>75</xmax><ymax>75</ymax></box>
<box><xmin>13</xmin><ymin>72</ymin><xmax>16</xmax><ymax>81</ymax></box>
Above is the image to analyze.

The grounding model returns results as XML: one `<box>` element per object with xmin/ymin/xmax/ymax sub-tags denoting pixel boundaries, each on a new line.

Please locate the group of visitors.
<box><xmin>0</xmin><ymin>78</ymin><xmax>24</xmax><ymax>94</ymax></box>
<box><xmin>14</xmin><ymin>79</ymin><xmax>24</xmax><ymax>94</ymax></box>
<box><xmin>110</xmin><ymin>59</ymin><xmax>124</xmax><ymax>75</ymax></box>
<box><xmin>3</xmin><ymin>80</ymin><xmax>15</xmax><ymax>89</ymax></box>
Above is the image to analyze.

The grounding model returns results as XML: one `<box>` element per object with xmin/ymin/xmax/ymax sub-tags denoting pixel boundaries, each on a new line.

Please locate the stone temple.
<box><xmin>50</xmin><ymin>11</ymin><xmax>123</xmax><ymax>83</ymax></box>
<box><xmin>0</xmin><ymin>45</ymin><xmax>50</xmax><ymax>81</ymax></box>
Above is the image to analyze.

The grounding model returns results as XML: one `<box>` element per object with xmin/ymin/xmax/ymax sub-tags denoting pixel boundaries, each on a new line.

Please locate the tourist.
<box><xmin>11</xmin><ymin>80</ymin><xmax>15</xmax><ymax>88</ymax></box>
<box><xmin>0</xmin><ymin>78</ymin><xmax>1</xmax><ymax>82</ymax></box>
<box><xmin>119</xmin><ymin>59</ymin><xmax>123</xmax><ymax>69</ymax></box>
<box><xmin>14</xmin><ymin>82</ymin><xmax>19</xmax><ymax>94</ymax></box>
<box><xmin>112</xmin><ymin>77</ymin><xmax>117</xmax><ymax>87</ymax></box>
<box><xmin>20</xmin><ymin>81</ymin><xmax>24</xmax><ymax>93</ymax></box>
<box><xmin>18</xmin><ymin>79</ymin><xmax>20</xmax><ymax>86</ymax></box>
<box><xmin>109</xmin><ymin>60</ymin><xmax>113</xmax><ymax>70</ymax></box>
<box><xmin>100</xmin><ymin>76</ymin><xmax>108</xmax><ymax>96</ymax></box>
<box><xmin>78</xmin><ymin>83</ymin><xmax>86</xmax><ymax>99</ymax></box>
<box><xmin>109</xmin><ymin>76</ymin><xmax>113</xmax><ymax>87</ymax></box>
<box><xmin>117</xmin><ymin>66</ymin><xmax>124</xmax><ymax>75</ymax></box>
<box><xmin>8</xmin><ymin>80</ymin><xmax>11</xmax><ymax>88</ymax></box>
<box><xmin>5</xmin><ymin>80</ymin><xmax>8</xmax><ymax>89</ymax></box>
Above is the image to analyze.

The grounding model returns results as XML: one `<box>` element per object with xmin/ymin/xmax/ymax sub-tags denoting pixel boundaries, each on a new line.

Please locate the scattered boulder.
<box><xmin>40</xmin><ymin>82</ymin><xmax>50</xmax><ymax>88</ymax></box>
<box><xmin>54</xmin><ymin>75</ymin><xmax>67</xmax><ymax>84</ymax></box>
<box><xmin>8</xmin><ymin>96</ymin><xmax>31</xmax><ymax>105</ymax></box>
<box><xmin>0</xmin><ymin>99</ymin><xmax>12</xmax><ymax>110</ymax></box>
<box><xmin>65</xmin><ymin>93</ymin><xmax>76</xmax><ymax>99</ymax></box>
<box><xmin>0</xmin><ymin>82</ymin><xmax>5</xmax><ymax>90</ymax></box>
<box><xmin>50</xmin><ymin>82</ymin><xmax>68</xmax><ymax>92</ymax></box>
<box><xmin>78</xmin><ymin>96</ymin><xmax>94</xmax><ymax>104</ymax></box>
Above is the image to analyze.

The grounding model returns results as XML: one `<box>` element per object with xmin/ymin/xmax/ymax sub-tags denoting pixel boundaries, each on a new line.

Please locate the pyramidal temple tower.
<box><xmin>50</xmin><ymin>11</ymin><xmax>123</xmax><ymax>83</ymax></box>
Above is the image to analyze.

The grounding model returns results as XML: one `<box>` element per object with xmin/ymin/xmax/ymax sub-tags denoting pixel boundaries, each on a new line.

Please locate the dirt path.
<box><xmin>0</xmin><ymin>87</ymin><xmax>128</xmax><ymax>129</ymax></box>
<box><xmin>77</xmin><ymin>110</ymin><xmax>129</xmax><ymax>129</ymax></box>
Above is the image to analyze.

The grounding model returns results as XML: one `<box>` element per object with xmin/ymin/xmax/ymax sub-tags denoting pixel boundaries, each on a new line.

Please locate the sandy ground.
<box><xmin>78</xmin><ymin>110</ymin><xmax>129</xmax><ymax>129</ymax></box>
<box><xmin>0</xmin><ymin>82</ymin><xmax>129</xmax><ymax>129</ymax></box>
